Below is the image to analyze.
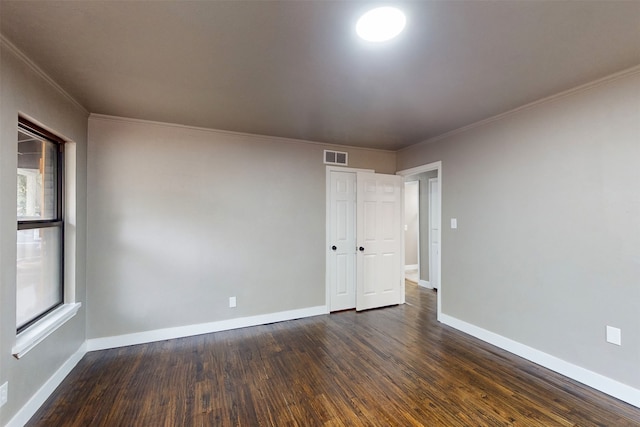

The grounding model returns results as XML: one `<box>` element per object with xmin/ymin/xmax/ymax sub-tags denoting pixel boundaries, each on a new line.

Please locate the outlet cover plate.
<box><xmin>229</xmin><ymin>296</ymin><xmax>237</xmax><ymax>308</ymax></box>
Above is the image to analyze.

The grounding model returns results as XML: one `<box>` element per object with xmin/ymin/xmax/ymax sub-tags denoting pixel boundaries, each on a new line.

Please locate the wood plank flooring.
<box><xmin>28</xmin><ymin>283</ymin><xmax>640</xmax><ymax>426</ymax></box>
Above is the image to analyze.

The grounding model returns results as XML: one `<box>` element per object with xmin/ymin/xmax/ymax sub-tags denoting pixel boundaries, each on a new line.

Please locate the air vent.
<box><xmin>324</xmin><ymin>150</ymin><xmax>348</xmax><ymax>166</ymax></box>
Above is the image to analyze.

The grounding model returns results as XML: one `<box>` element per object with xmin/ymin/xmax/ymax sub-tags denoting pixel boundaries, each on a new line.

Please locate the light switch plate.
<box><xmin>606</xmin><ymin>326</ymin><xmax>621</xmax><ymax>345</ymax></box>
<box><xmin>451</xmin><ymin>218</ymin><xmax>457</xmax><ymax>229</ymax></box>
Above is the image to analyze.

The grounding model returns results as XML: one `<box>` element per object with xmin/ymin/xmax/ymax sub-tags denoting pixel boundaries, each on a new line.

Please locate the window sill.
<box><xmin>12</xmin><ymin>303</ymin><xmax>81</xmax><ymax>359</ymax></box>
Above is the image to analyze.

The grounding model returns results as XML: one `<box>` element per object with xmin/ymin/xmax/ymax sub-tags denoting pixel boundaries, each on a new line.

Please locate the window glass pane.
<box><xmin>17</xmin><ymin>129</ymin><xmax>58</xmax><ymax>221</ymax></box>
<box><xmin>16</xmin><ymin>227</ymin><xmax>62</xmax><ymax>329</ymax></box>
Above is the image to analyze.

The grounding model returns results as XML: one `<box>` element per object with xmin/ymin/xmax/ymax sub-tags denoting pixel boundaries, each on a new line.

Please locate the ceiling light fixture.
<box><xmin>356</xmin><ymin>7</ymin><xmax>406</xmax><ymax>42</ymax></box>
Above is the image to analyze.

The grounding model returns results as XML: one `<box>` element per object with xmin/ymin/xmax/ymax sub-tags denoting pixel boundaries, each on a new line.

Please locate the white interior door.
<box><xmin>356</xmin><ymin>172</ymin><xmax>403</xmax><ymax>311</ymax></box>
<box><xmin>429</xmin><ymin>178</ymin><xmax>440</xmax><ymax>290</ymax></box>
<box><xmin>328</xmin><ymin>171</ymin><xmax>356</xmax><ymax>311</ymax></box>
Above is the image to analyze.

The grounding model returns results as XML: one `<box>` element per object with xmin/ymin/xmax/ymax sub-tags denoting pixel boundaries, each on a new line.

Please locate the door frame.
<box><xmin>325</xmin><ymin>166</ymin><xmax>373</xmax><ymax>313</ymax></box>
<box><xmin>396</xmin><ymin>161</ymin><xmax>442</xmax><ymax>321</ymax></box>
<box><xmin>428</xmin><ymin>177</ymin><xmax>440</xmax><ymax>290</ymax></box>
<box><xmin>404</xmin><ymin>180</ymin><xmax>420</xmax><ymax>280</ymax></box>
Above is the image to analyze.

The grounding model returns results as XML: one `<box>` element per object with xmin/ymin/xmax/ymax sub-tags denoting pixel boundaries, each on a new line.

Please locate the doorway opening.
<box><xmin>397</xmin><ymin>161</ymin><xmax>442</xmax><ymax>321</ymax></box>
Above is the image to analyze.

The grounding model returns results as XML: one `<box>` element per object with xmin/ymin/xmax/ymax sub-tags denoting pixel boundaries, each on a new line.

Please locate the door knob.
<box><xmin>331</xmin><ymin>245</ymin><xmax>337</xmax><ymax>251</ymax></box>
<box><xmin>359</xmin><ymin>246</ymin><xmax>365</xmax><ymax>251</ymax></box>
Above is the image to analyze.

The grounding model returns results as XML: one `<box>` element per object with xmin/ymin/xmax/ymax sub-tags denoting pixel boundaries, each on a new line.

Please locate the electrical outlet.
<box><xmin>606</xmin><ymin>326</ymin><xmax>621</xmax><ymax>346</ymax></box>
<box><xmin>229</xmin><ymin>296</ymin><xmax>237</xmax><ymax>308</ymax></box>
<box><xmin>0</xmin><ymin>382</ymin><xmax>8</xmax><ymax>407</ymax></box>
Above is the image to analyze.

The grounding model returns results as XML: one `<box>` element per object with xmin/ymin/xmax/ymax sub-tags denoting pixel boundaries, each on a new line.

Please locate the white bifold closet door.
<box><xmin>328</xmin><ymin>170</ymin><xmax>403</xmax><ymax>312</ymax></box>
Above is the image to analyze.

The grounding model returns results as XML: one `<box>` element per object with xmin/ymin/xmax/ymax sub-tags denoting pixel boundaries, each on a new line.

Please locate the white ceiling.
<box><xmin>1</xmin><ymin>1</ymin><xmax>639</xmax><ymax>150</ymax></box>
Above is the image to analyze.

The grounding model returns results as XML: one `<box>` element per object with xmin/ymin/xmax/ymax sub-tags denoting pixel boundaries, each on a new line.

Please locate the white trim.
<box><xmin>6</xmin><ymin>343</ymin><xmax>87</xmax><ymax>427</ymax></box>
<box><xmin>87</xmin><ymin>305</ymin><xmax>326</xmax><ymax>352</ymax></box>
<box><xmin>397</xmin><ymin>161</ymin><xmax>442</xmax><ymax>321</ymax></box>
<box><xmin>418</xmin><ymin>279</ymin><xmax>433</xmax><ymax>289</ymax></box>
<box><xmin>404</xmin><ymin>264</ymin><xmax>418</xmax><ymax>271</ymax></box>
<box><xmin>414</xmin><ymin>180</ymin><xmax>420</xmax><ymax>289</ymax></box>
<box><xmin>12</xmin><ymin>303</ymin><xmax>82</xmax><ymax>359</ymax></box>
<box><xmin>325</xmin><ymin>166</ymin><xmax>374</xmax><ymax>174</ymax></box>
<box><xmin>90</xmin><ymin>114</ymin><xmax>395</xmax><ymax>154</ymax></box>
<box><xmin>64</xmin><ymin>142</ymin><xmax>78</xmax><ymax>304</ymax></box>
<box><xmin>440</xmin><ymin>313</ymin><xmax>640</xmax><ymax>409</ymax></box>
<box><xmin>397</xmin><ymin>65</ymin><xmax>640</xmax><ymax>152</ymax></box>
<box><xmin>0</xmin><ymin>35</ymin><xmax>88</xmax><ymax>114</ymax></box>
<box><xmin>427</xmin><ymin>177</ymin><xmax>440</xmax><ymax>290</ymax></box>
<box><xmin>400</xmin><ymin>177</ymin><xmax>406</xmax><ymax>305</ymax></box>
<box><xmin>396</xmin><ymin>163</ymin><xmax>440</xmax><ymax>178</ymax></box>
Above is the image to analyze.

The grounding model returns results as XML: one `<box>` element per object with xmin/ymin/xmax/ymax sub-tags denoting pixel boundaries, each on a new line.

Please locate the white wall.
<box><xmin>0</xmin><ymin>40</ymin><xmax>88</xmax><ymax>425</ymax></box>
<box><xmin>87</xmin><ymin>116</ymin><xmax>396</xmax><ymax>339</ymax></box>
<box><xmin>397</xmin><ymin>69</ymin><xmax>640</xmax><ymax>393</ymax></box>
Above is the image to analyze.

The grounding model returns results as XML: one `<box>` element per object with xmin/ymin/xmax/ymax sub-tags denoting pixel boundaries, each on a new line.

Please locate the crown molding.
<box><xmin>1</xmin><ymin>34</ymin><xmax>88</xmax><ymax>115</ymax></box>
<box><xmin>401</xmin><ymin>64</ymin><xmax>640</xmax><ymax>151</ymax></box>
<box><xmin>89</xmin><ymin>114</ymin><xmax>396</xmax><ymax>154</ymax></box>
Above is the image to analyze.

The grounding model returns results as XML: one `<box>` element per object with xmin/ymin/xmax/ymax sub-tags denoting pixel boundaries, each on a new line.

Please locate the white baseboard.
<box><xmin>7</xmin><ymin>343</ymin><xmax>87</xmax><ymax>427</ymax></box>
<box><xmin>418</xmin><ymin>279</ymin><xmax>432</xmax><ymax>289</ymax></box>
<box><xmin>8</xmin><ymin>306</ymin><xmax>326</xmax><ymax>426</ymax></box>
<box><xmin>404</xmin><ymin>264</ymin><xmax>418</xmax><ymax>271</ymax></box>
<box><xmin>87</xmin><ymin>305</ymin><xmax>327</xmax><ymax>352</ymax></box>
<box><xmin>440</xmin><ymin>313</ymin><xmax>640</xmax><ymax>408</ymax></box>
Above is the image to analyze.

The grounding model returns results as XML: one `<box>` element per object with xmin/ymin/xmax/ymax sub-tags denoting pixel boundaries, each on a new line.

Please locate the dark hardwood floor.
<box><xmin>28</xmin><ymin>283</ymin><xmax>640</xmax><ymax>426</ymax></box>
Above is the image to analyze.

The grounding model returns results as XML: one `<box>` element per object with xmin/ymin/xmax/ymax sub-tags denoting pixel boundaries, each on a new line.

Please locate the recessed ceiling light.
<box><xmin>356</xmin><ymin>7</ymin><xmax>406</xmax><ymax>42</ymax></box>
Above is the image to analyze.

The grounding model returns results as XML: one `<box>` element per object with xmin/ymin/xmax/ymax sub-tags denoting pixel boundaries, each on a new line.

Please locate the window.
<box><xmin>16</xmin><ymin>118</ymin><xmax>64</xmax><ymax>332</ymax></box>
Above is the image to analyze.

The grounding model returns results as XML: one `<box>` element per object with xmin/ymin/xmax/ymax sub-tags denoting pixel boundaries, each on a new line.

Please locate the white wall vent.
<box><xmin>324</xmin><ymin>150</ymin><xmax>348</xmax><ymax>166</ymax></box>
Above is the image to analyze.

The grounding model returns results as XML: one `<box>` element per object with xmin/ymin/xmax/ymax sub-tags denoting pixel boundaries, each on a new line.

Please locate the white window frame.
<box><xmin>13</xmin><ymin>118</ymin><xmax>81</xmax><ymax>359</ymax></box>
